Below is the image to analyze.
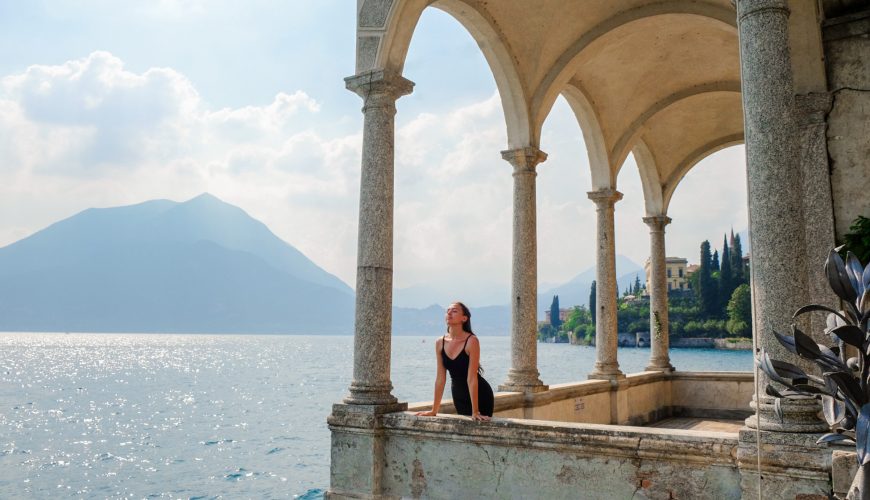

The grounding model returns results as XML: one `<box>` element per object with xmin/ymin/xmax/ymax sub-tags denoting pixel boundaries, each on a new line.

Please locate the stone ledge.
<box><xmin>383</xmin><ymin>412</ymin><xmax>739</xmax><ymax>466</ymax></box>
<box><xmin>668</xmin><ymin>371</ymin><xmax>754</xmax><ymax>382</ymax></box>
<box><xmin>327</xmin><ymin>402</ymin><xmax>409</xmax><ymax>429</ymax></box>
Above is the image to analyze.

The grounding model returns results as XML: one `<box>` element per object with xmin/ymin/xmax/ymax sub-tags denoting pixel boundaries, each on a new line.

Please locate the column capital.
<box><xmin>587</xmin><ymin>188</ymin><xmax>623</xmax><ymax>207</ymax></box>
<box><xmin>345</xmin><ymin>69</ymin><xmax>414</xmax><ymax>102</ymax></box>
<box><xmin>642</xmin><ymin>215</ymin><xmax>672</xmax><ymax>231</ymax></box>
<box><xmin>794</xmin><ymin>92</ymin><xmax>833</xmax><ymax>126</ymax></box>
<box><xmin>736</xmin><ymin>0</ymin><xmax>789</xmax><ymax>21</ymax></box>
<box><xmin>501</xmin><ymin>147</ymin><xmax>547</xmax><ymax>174</ymax></box>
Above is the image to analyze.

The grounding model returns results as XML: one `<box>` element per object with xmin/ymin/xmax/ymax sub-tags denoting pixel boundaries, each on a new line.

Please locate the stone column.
<box><xmin>587</xmin><ymin>189</ymin><xmax>624</xmax><ymax>379</ymax></box>
<box><xmin>643</xmin><ymin>215</ymin><xmax>674</xmax><ymax>372</ymax></box>
<box><xmin>343</xmin><ymin>69</ymin><xmax>414</xmax><ymax>406</ymax></box>
<box><xmin>499</xmin><ymin>147</ymin><xmax>548</xmax><ymax>393</ymax></box>
<box><xmin>795</xmin><ymin>92</ymin><xmax>837</xmax><ymax>339</ymax></box>
<box><xmin>736</xmin><ymin>0</ymin><xmax>825</xmax><ymax>431</ymax></box>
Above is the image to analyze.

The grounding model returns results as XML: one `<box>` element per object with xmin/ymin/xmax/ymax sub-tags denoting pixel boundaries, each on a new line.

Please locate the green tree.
<box><xmin>549</xmin><ymin>295</ymin><xmax>562</xmax><ymax>329</ymax></box>
<box><xmin>730</xmin><ymin>232</ymin><xmax>744</xmax><ymax>284</ymax></box>
<box><xmin>589</xmin><ymin>280</ymin><xmax>597</xmax><ymax>325</ymax></box>
<box><xmin>711</xmin><ymin>249</ymin><xmax>720</xmax><ymax>272</ymax></box>
<box><xmin>726</xmin><ymin>283</ymin><xmax>752</xmax><ymax>337</ymax></box>
<box><xmin>843</xmin><ymin>215</ymin><xmax>870</xmax><ymax>265</ymax></box>
<box><xmin>697</xmin><ymin>240</ymin><xmax>717</xmax><ymax>316</ymax></box>
<box><xmin>720</xmin><ymin>234</ymin><xmax>733</xmax><ymax>310</ymax></box>
<box><xmin>633</xmin><ymin>274</ymin><xmax>642</xmax><ymax>295</ymax></box>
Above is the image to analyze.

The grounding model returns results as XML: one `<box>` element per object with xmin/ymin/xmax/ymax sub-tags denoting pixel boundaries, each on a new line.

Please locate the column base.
<box><xmin>737</xmin><ymin>427</ymin><xmax>832</xmax><ymax>499</ymax></box>
<box><xmin>588</xmin><ymin>362</ymin><xmax>624</xmax><ymax>380</ymax></box>
<box><xmin>344</xmin><ymin>381</ymin><xmax>399</xmax><ymax>406</ymax></box>
<box><xmin>645</xmin><ymin>362</ymin><xmax>674</xmax><ymax>373</ymax></box>
<box><xmin>744</xmin><ymin>395</ymin><xmax>828</xmax><ymax>432</ymax></box>
<box><xmin>498</xmin><ymin>369</ymin><xmax>548</xmax><ymax>393</ymax></box>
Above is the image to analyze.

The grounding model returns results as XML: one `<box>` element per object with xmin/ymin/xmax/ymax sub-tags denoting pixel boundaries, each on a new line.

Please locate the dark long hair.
<box><xmin>449</xmin><ymin>301</ymin><xmax>483</xmax><ymax>374</ymax></box>
<box><xmin>452</xmin><ymin>301</ymin><xmax>474</xmax><ymax>335</ymax></box>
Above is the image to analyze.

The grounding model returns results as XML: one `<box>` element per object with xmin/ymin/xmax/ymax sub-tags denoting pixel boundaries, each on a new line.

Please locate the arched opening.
<box><xmin>389</xmin><ymin>6</ymin><xmax>516</xmax><ymax>401</ymax></box>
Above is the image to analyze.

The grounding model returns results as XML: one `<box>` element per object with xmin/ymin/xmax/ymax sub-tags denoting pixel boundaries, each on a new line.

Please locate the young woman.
<box><xmin>415</xmin><ymin>302</ymin><xmax>494</xmax><ymax>421</ymax></box>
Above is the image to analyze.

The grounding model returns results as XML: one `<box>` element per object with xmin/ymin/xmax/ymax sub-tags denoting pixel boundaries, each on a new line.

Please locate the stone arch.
<box><xmin>530</xmin><ymin>1</ymin><xmax>737</xmax><ymax>136</ymax></box>
<box><xmin>610</xmin><ymin>82</ymin><xmax>742</xmax><ymax>171</ymax></box>
<box><xmin>661</xmin><ymin>134</ymin><xmax>745</xmax><ymax>211</ymax></box>
<box><xmin>561</xmin><ymin>81</ymin><xmax>612</xmax><ymax>189</ymax></box>
<box><xmin>632</xmin><ymin>139</ymin><xmax>665</xmax><ymax>216</ymax></box>
<box><xmin>369</xmin><ymin>0</ymin><xmax>533</xmax><ymax>147</ymax></box>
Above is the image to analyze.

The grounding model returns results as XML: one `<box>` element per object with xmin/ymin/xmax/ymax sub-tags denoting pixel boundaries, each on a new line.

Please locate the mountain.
<box><xmin>538</xmin><ymin>255</ymin><xmax>645</xmax><ymax>314</ymax></box>
<box><xmin>393</xmin><ymin>303</ymin><xmax>511</xmax><ymax>336</ymax></box>
<box><xmin>0</xmin><ymin>194</ymin><xmax>354</xmax><ymax>333</ymax></box>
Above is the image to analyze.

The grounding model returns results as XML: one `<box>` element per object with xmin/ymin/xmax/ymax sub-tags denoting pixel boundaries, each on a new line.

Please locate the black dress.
<box><xmin>441</xmin><ymin>334</ymin><xmax>494</xmax><ymax>417</ymax></box>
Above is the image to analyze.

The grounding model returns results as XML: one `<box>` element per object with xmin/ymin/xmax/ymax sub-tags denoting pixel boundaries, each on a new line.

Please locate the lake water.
<box><xmin>0</xmin><ymin>333</ymin><xmax>752</xmax><ymax>498</ymax></box>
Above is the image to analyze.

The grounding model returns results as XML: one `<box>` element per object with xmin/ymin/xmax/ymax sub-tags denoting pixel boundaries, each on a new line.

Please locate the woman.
<box><xmin>415</xmin><ymin>302</ymin><xmax>494</xmax><ymax>421</ymax></box>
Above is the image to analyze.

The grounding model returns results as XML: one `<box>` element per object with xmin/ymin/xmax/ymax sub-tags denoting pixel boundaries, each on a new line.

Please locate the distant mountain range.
<box><xmin>0</xmin><ymin>194</ymin><xmax>354</xmax><ymax>333</ymax></box>
<box><xmin>1</xmin><ymin>193</ymin><xmax>734</xmax><ymax>335</ymax></box>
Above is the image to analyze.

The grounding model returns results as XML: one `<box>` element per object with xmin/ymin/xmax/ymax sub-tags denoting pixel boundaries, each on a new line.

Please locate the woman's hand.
<box><xmin>414</xmin><ymin>410</ymin><xmax>437</xmax><ymax>417</ymax></box>
<box><xmin>471</xmin><ymin>412</ymin><xmax>491</xmax><ymax>422</ymax></box>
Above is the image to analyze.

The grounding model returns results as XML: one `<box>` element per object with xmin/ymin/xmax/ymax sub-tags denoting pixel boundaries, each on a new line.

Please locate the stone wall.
<box><xmin>824</xmin><ymin>10</ymin><xmax>870</xmax><ymax>240</ymax></box>
<box><xmin>409</xmin><ymin>371</ymin><xmax>753</xmax><ymax>426</ymax></box>
<box><xmin>376</xmin><ymin>415</ymin><xmax>742</xmax><ymax>500</ymax></box>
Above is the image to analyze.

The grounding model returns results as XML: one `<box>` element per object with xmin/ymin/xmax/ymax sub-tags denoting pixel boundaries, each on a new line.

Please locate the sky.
<box><xmin>0</xmin><ymin>1</ymin><xmax>749</xmax><ymax>303</ymax></box>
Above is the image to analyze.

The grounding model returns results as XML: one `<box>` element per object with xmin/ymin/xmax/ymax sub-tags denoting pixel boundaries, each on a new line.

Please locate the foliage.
<box><xmin>589</xmin><ymin>281</ymin><xmax>597</xmax><ymax>326</ymax></box>
<box><xmin>697</xmin><ymin>240</ymin><xmax>718</xmax><ymax>316</ymax></box>
<box><xmin>727</xmin><ymin>284</ymin><xmax>752</xmax><ymax>337</ymax></box>
<box><xmin>843</xmin><ymin>215</ymin><xmax>870</xmax><ymax>265</ymax></box>
<box><xmin>549</xmin><ymin>295</ymin><xmax>562</xmax><ymax>329</ymax></box>
<box><xmin>758</xmin><ymin>249</ymin><xmax>870</xmax><ymax>468</ymax></box>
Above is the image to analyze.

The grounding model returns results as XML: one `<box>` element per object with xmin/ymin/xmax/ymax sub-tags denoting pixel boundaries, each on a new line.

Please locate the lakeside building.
<box><xmin>330</xmin><ymin>1</ymin><xmax>869</xmax><ymax>498</ymax></box>
<box><xmin>644</xmin><ymin>256</ymin><xmax>689</xmax><ymax>292</ymax></box>
<box><xmin>544</xmin><ymin>307</ymin><xmax>572</xmax><ymax>324</ymax></box>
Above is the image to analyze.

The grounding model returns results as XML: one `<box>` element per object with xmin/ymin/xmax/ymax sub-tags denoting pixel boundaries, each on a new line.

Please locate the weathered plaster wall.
<box><xmin>824</xmin><ymin>11</ymin><xmax>870</xmax><ymax>240</ymax></box>
<box><xmin>671</xmin><ymin>373</ymin><xmax>755</xmax><ymax>418</ymax></box>
<box><xmin>377</xmin><ymin>415</ymin><xmax>741</xmax><ymax>500</ymax></box>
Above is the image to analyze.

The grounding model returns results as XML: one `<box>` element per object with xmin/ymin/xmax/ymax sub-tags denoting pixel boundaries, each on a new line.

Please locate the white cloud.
<box><xmin>0</xmin><ymin>52</ymin><xmax>749</xmax><ymax>296</ymax></box>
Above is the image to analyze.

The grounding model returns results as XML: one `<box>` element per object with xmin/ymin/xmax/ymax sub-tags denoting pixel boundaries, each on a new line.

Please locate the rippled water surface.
<box><xmin>0</xmin><ymin>333</ymin><xmax>751</xmax><ymax>498</ymax></box>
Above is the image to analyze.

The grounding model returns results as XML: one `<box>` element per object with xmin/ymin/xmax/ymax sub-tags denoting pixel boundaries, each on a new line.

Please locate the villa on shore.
<box><xmin>329</xmin><ymin>1</ymin><xmax>870</xmax><ymax>498</ymax></box>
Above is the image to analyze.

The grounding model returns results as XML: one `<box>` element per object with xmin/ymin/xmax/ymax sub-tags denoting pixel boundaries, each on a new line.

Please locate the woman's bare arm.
<box><xmin>466</xmin><ymin>336</ymin><xmax>489</xmax><ymax>421</ymax></box>
<box><xmin>415</xmin><ymin>338</ymin><xmax>446</xmax><ymax>416</ymax></box>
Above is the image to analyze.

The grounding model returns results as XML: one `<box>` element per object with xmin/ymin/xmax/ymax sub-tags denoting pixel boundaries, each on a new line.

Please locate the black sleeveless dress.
<box><xmin>442</xmin><ymin>335</ymin><xmax>494</xmax><ymax>417</ymax></box>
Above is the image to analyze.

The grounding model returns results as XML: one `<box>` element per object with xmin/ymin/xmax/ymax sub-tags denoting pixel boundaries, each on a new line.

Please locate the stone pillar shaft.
<box><xmin>343</xmin><ymin>70</ymin><xmax>413</xmax><ymax>405</ymax></box>
<box><xmin>588</xmin><ymin>189</ymin><xmax>624</xmax><ymax>379</ymax></box>
<box><xmin>643</xmin><ymin>215</ymin><xmax>673</xmax><ymax>372</ymax></box>
<box><xmin>499</xmin><ymin>147</ymin><xmax>548</xmax><ymax>393</ymax></box>
<box><xmin>795</xmin><ymin>92</ymin><xmax>837</xmax><ymax>339</ymax></box>
<box><xmin>737</xmin><ymin>0</ymin><xmax>825</xmax><ymax>431</ymax></box>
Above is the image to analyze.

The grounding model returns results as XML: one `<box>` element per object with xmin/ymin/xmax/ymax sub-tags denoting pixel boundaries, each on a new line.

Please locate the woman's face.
<box><xmin>445</xmin><ymin>303</ymin><xmax>467</xmax><ymax>327</ymax></box>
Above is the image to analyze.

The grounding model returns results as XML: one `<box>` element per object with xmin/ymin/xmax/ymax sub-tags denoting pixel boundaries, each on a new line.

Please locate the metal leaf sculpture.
<box><xmin>758</xmin><ymin>249</ymin><xmax>870</xmax><ymax>498</ymax></box>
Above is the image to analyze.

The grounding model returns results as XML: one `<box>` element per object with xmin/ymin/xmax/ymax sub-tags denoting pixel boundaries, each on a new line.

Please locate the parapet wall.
<box><xmin>409</xmin><ymin>371</ymin><xmax>754</xmax><ymax>426</ymax></box>
<box><xmin>329</xmin><ymin>371</ymin><xmax>832</xmax><ymax>499</ymax></box>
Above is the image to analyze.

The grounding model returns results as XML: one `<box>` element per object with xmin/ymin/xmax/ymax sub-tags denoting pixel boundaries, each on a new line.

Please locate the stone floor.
<box><xmin>646</xmin><ymin>417</ymin><xmax>745</xmax><ymax>433</ymax></box>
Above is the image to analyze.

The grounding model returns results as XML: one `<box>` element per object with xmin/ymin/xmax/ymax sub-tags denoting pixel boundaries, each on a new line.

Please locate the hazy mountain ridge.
<box><xmin>0</xmin><ymin>194</ymin><xmax>670</xmax><ymax>335</ymax></box>
<box><xmin>0</xmin><ymin>194</ymin><xmax>353</xmax><ymax>333</ymax></box>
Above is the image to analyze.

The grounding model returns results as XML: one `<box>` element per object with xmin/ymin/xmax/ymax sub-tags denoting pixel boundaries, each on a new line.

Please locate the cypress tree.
<box><xmin>634</xmin><ymin>274</ymin><xmax>642</xmax><ymax>295</ymax></box>
<box><xmin>589</xmin><ymin>281</ymin><xmax>597</xmax><ymax>326</ymax></box>
<box><xmin>712</xmin><ymin>249</ymin><xmax>720</xmax><ymax>272</ymax></box>
<box><xmin>697</xmin><ymin>240</ymin><xmax>717</xmax><ymax>316</ymax></box>
<box><xmin>731</xmin><ymin>233</ymin><xmax>744</xmax><ymax>283</ymax></box>
<box><xmin>550</xmin><ymin>295</ymin><xmax>562</xmax><ymax>329</ymax></box>
<box><xmin>720</xmin><ymin>234</ymin><xmax>733</xmax><ymax>310</ymax></box>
